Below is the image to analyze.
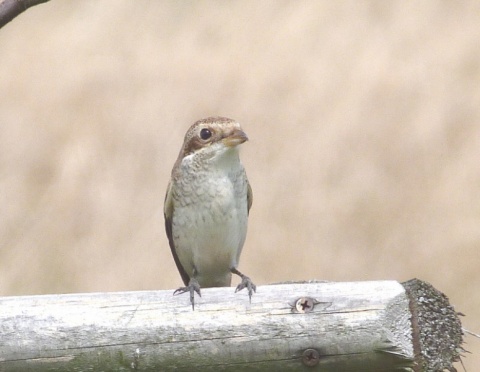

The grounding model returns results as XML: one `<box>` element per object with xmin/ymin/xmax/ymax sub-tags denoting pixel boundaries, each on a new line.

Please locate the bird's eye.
<box><xmin>200</xmin><ymin>128</ymin><xmax>212</xmax><ymax>140</ymax></box>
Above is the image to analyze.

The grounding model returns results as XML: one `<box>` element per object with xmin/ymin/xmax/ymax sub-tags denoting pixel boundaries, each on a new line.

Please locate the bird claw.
<box><xmin>173</xmin><ymin>278</ymin><xmax>201</xmax><ymax>310</ymax></box>
<box><xmin>234</xmin><ymin>275</ymin><xmax>257</xmax><ymax>302</ymax></box>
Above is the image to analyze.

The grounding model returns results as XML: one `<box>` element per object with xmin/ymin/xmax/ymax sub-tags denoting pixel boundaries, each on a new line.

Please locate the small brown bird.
<box><xmin>164</xmin><ymin>117</ymin><xmax>256</xmax><ymax>309</ymax></box>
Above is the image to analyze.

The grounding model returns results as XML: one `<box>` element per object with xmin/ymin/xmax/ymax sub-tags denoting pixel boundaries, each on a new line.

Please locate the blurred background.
<box><xmin>0</xmin><ymin>1</ymin><xmax>479</xmax><ymax>368</ymax></box>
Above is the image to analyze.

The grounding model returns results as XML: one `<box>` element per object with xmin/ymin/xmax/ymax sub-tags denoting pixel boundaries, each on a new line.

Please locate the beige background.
<box><xmin>1</xmin><ymin>1</ymin><xmax>479</xmax><ymax>368</ymax></box>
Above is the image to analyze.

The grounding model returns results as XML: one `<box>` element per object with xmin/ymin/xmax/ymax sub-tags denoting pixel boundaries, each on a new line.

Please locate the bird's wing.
<box><xmin>164</xmin><ymin>181</ymin><xmax>190</xmax><ymax>286</ymax></box>
<box><xmin>247</xmin><ymin>178</ymin><xmax>253</xmax><ymax>214</ymax></box>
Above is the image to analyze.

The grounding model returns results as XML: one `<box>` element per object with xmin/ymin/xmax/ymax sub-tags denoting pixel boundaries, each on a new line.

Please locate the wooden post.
<box><xmin>0</xmin><ymin>279</ymin><xmax>463</xmax><ymax>371</ymax></box>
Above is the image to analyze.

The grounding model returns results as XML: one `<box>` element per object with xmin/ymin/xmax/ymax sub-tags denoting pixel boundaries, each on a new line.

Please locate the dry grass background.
<box><xmin>0</xmin><ymin>1</ymin><xmax>479</xmax><ymax>368</ymax></box>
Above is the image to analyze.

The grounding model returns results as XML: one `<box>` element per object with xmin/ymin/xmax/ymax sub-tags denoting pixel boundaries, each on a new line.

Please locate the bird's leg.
<box><xmin>173</xmin><ymin>269</ymin><xmax>201</xmax><ymax>310</ymax></box>
<box><xmin>231</xmin><ymin>267</ymin><xmax>256</xmax><ymax>302</ymax></box>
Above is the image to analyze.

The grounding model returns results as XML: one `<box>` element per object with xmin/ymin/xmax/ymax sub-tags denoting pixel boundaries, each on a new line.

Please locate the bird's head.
<box><xmin>178</xmin><ymin>117</ymin><xmax>248</xmax><ymax>163</ymax></box>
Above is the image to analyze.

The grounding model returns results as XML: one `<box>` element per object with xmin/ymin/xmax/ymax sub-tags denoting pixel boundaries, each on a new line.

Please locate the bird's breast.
<box><xmin>171</xmin><ymin>165</ymin><xmax>249</xmax><ymax>287</ymax></box>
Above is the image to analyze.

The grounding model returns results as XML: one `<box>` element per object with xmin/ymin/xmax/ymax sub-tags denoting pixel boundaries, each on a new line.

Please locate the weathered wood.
<box><xmin>403</xmin><ymin>279</ymin><xmax>463</xmax><ymax>372</ymax></box>
<box><xmin>0</xmin><ymin>280</ymin><xmax>463</xmax><ymax>371</ymax></box>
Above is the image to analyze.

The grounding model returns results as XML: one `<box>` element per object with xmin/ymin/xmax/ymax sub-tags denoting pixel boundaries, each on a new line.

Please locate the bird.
<box><xmin>164</xmin><ymin>116</ymin><xmax>256</xmax><ymax>309</ymax></box>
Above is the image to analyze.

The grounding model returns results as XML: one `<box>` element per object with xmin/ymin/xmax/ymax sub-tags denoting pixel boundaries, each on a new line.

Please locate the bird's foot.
<box><xmin>173</xmin><ymin>278</ymin><xmax>201</xmax><ymax>310</ymax></box>
<box><xmin>231</xmin><ymin>268</ymin><xmax>256</xmax><ymax>302</ymax></box>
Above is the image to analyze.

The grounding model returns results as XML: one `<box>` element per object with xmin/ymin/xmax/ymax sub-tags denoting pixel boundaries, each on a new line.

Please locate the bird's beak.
<box><xmin>222</xmin><ymin>129</ymin><xmax>248</xmax><ymax>148</ymax></box>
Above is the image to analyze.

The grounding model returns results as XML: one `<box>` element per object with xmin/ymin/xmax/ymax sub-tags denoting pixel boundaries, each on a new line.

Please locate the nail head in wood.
<box><xmin>295</xmin><ymin>297</ymin><xmax>315</xmax><ymax>313</ymax></box>
<box><xmin>302</xmin><ymin>348</ymin><xmax>320</xmax><ymax>367</ymax></box>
